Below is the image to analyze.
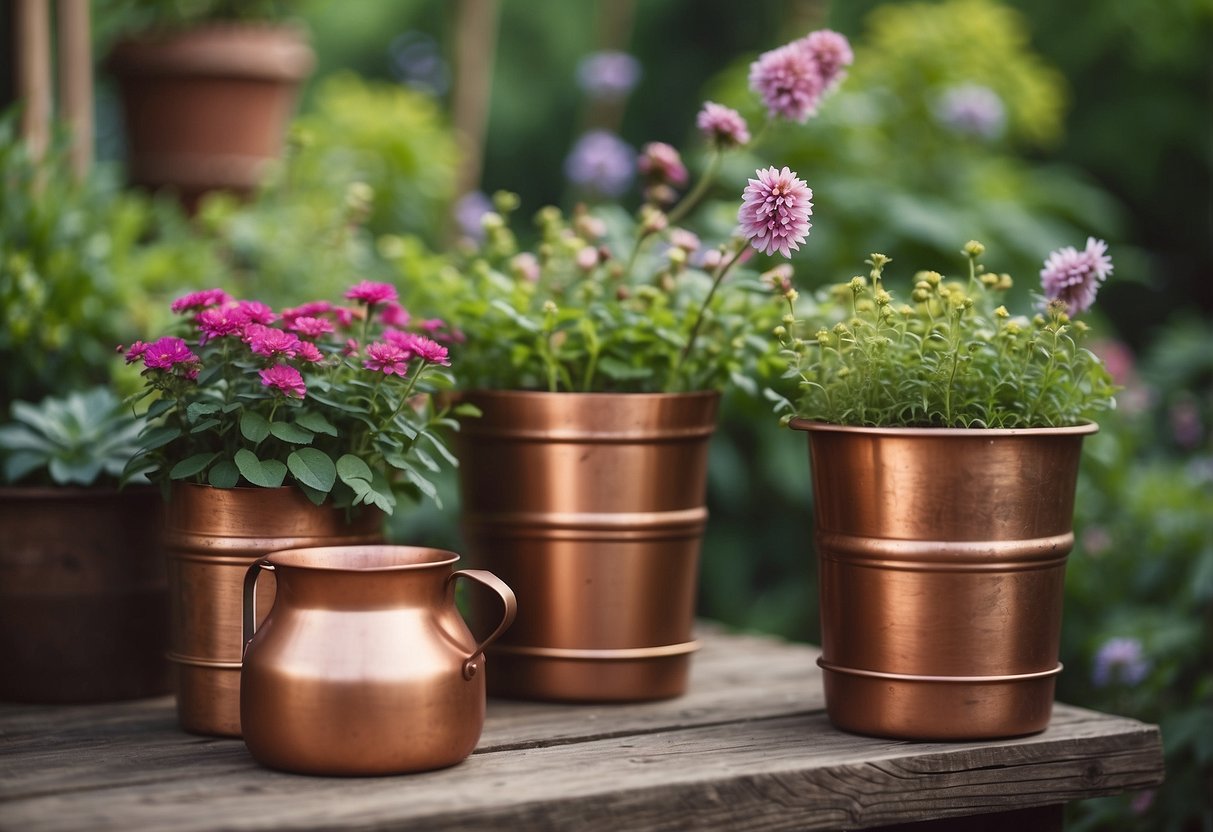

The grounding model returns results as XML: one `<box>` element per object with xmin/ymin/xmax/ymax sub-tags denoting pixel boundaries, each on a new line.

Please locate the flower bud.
<box><xmin>542</xmin><ymin>300</ymin><xmax>559</xmax><ymax>315</ymax></box>
<box><xmin>963</xmin><ymin>240</ymin><xmax>985</xmax><ymax>257</ymax></box>
<box><xmin>493</xmin><ymin>191</ymin><xmax>521</xmax><ymax>214</ymax></box>
<box><xmin>924</xmin><ymin>271</ymin><xmax>942</xmax><ymax>286</ymax></box>
<box><xmin>784</xmin><ymin>288</ymin><xmax>799</xmax><ymax>303</ymax></box>
<box><xmin>481</xmin><ymin>211</ymin><xmax>505</xmax><ymax>232</ymax></box>
<box><xmin>849</xmin><ymin>276</ymin><xmax>866</xmax><ymax>293</ymax></box>
<box><xmin>782</xmin><ymin>314</ymin><xmax>796</xmax><ymax>325</ymax></box>
<box><xmin>773</xmin><ymin>325</ymin><xmax>787</xmax><ymax>338</ymax></box>
<box><xmin>816</xmin><ymin>329</ymin><xmax>831</xmax><ymax>345</ymax></box>
<box><xmin>874</xmin><ymin>289</ymin><xmax>891</xmax><ymax>306</ymax></box>
<box><xmin>994</xmin><ymin>305</ymin><xmax>1009</xmax><ymax>318</ymax></box>
<box><xmin>997</xmin><ymin>274</ymin><xmax>1013</xmax><ymax>290</ymax></box>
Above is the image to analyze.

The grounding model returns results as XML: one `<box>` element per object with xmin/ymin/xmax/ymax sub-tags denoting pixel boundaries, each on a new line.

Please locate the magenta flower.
<box><xmin>231</xmin><ymin>300</ymin><xmax>276</xmax><ymax>325</ymax></box>
<box><xmin>142</xmin><ymin>336</ymin><xmax>199</xmax><ymax>371</ymax></box>
<box><xmin>637</xmin><ymin>142</ymin><xmax>688</xmax><ymax>187</ymax></box>
<box><xmin>749</xmin><ymin>42</ymin><xmax>824</xmax><ymax>123</ymax></box>
<box><xmin>345</xmin><ymin>281</ymin><xmax>398</xmax><ymax>306</ymax></box>
<box><xmin>334</xmin><ymin>307</ymin><xmax>360</xmax><ymax>328</ymax></box>
<box><xmin>123</xmin><ymin>341</ymin><xmax>150</xmax><ymax>364</ymax></box>
<box><xmin>363</xmin><ymin>341</ymin><xmax>411</xmax><ymax>376</ymax></box>
<box><xmin>170</xmin><ymin>288</ymin><xmax>231</xmax><ymax>314</ymax></box>
<box><xmin>1040</xmin><ymin>237</ymin><xmax>1113</xmax><ymax>314</ymax></box>
<box><xmin>738</xmin><ymin>166</ymin><xmax>813</xmax><ymax>257</ymax></box>
<box><xmin>259</xmin><ymin>365</ymin><xmax>307</xmax><ymax>399</ymax></box>
<box><xmin>295</xmin><ymin>341</ymin><xmax>325</xmax><ymax>364</ymax></box>
<box><xmin>196</xmin><ymin>307</ymin><xmax>245</xmax><ymax>344</ymax></box>
<box><xmin>281</xmin><ymin>301</ymin><xmax>333</xmax><ymax>324</ymax></box>
<box><xmin>801</xmin><ymin>29</ymin><xmax>853</xmax><ymax>90</ymax></box>
<box><xmin>696</xmin><ymin>101</ymin><xmax>751</xmax><ymax>148</ymax></box>
<box><xmin>288</xmin><ymin>316</ymin><xmax>334</xmax><ymax>338</ymax></box>
<box><xmin>386</xmin><ymin>330</ymin><xmax>451</xmax><ymax>366</ymax></box>
<box><xmin>244</xmin><ymin>324</ymin><xmax>301</xmax><ymax>359</ymax></box>
<box><xmin>379</xmin><ymin>302</ymin><xmax>411</xmax><ymax>328</ymax></box>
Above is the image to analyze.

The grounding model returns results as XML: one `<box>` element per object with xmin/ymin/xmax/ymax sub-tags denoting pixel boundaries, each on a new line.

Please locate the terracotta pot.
<box><xmin>162</xmin><ymin>484</ymin><xmax>383</xmax><ymax>736</ymax></box>
<box><xmin>240</xmin><ymin>546</ymin><xmax>516</xmax><ymax>775</ymax></box>
<box><xmin>791</xmin><ymin>420</ymin><xmax>1098</xmax><ymax>740</ymax></box>
<box><xmin>105</xmin><ymin>23</ymin><xmax>314</xmax><ymax>210</ymax></box>
<box><xmin>0</xmin><ymin>487</ymin><xmax>168</xmax><ymax>703</ymax></box>
<box><xmin>457</xmin><ymin>390</ymin><xmax>719</xmax><ymax>702</ymax></box>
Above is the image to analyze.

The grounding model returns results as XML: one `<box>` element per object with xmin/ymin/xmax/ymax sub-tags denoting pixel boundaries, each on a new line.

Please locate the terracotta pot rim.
<box><xmin>788</xmin><ymin>418</ymin><xmax>1098</xmax><ymax>437</ymax></box>
<box><xmin>462</xmin><ymin>389</ymin><xmax>721</xmax><ymax>403</ymax></box>
<box><xmin>262</xmin><ymin>545</ymin><xmax>460</xmax><ymax>573</ymax></box>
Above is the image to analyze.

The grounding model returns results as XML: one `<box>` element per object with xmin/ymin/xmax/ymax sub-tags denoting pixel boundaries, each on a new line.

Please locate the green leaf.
<box><xmin>234</xmin><ymin>449</ymin><xmax>287</xmax><ymax>488</ymax></box>
<box><xmin>297</xmin><ymin>482</ymin><xmax>328</xmax><ymax>506</ymax></box>
<box><xmin>4</xmin><ymin>451</ymin><xmax>47</xmax><ymax>483</ymax></box>
<box><xmin>186</xmin><ymin>402</ymin><xmax>221</xmax><ymax>422</ymax></box>
<box><xmin>145</xmin><ymin>399</ymin><xmax>175</xmax><ymax>419</ymax></box>
<box><xmin>404</xmin><ymin>468</ymin><xmax>439</xmax><ymax>504</ymax></box>
<box><xmin>453</xmin><ymin>403</ymin><xmax>483</xmax><ymax>419</ymax></box>
<box><xmin>337</xmin><ymin>454</ymin><xmax>374</xmax><ymax>486</ymax></box>
<box><xmin>287</xmin><ymin>448</ymin><xmax>336</xmax><ymax>493</ymax></box>
<box><xmin>294</xmin><ymin>410</ymin><xmax>338</xmax><ymax>437</ymax></box>
<box><xmin>270</xmin><ymin>422</ymin><xmax>315</xmax><ymax>445</ymax></box>
<box><xmin>48</xmin><ymin>457</ymin><xmax>103</xmax><ymax>486</ymax></box>
<box><xmin>207</xmin><ymin>459</ymin><xmax>240</xmax><ymax>488</ymax></box>
<box><xmin>240</xmin><ymin>411</ymin><xmax>271</xmax><ymax>444</ymax></box>
<box><xmin>169</xmin><ymin>452</ymin><xmax>218</xmax><ymax>480</ymax></box>
<box><xmin>139</xmin><ymin>425</ymin><xmax>181</xmax><ymax>450</ymax></box>
<box><xmin>189</xmin><ymin>418</ymin><xmax>221</xmax><ymax>434</ymax></box>
<box><xmin>598</xmin><ymin>357</ymin><xmax>654</xmax><ymax>381</ymax></box>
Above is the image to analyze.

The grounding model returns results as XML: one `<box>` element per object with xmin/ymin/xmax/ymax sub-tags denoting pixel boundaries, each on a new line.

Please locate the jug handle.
<box><xmin>242</xmin><ymin>559</ymin><xmax>275</xmax><ymax>660</ymax></box>
<box><xmin>447</xmin><ymin>569</ymin><xmax>518</xmax><ymax>680</ymax></box>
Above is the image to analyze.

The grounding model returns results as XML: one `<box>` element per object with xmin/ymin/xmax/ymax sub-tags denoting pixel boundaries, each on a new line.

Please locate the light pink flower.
<box><xmin>288</xmin><ymin>316</ymin><xmax>334</xmax><ymax>338</ymax></box>
<box><xmin>801</xmin><ymin>29</ymin><xmax>853</xmax><ymax>90</ymax></box>
<box><xmin>670</xmin><ymin>228</ymin><xmax>701</xmax><ymax>253</ymax></box>
<box><xmin>637</xmin><ymin>142</ymin><xmax>688</xmax><ymax>187</ymax></box>
<box><xmin>738</xmin><ymin>166</ymin><xmax>813</xmax><ymax>257</ymax></box>
<box><xmin>363</xmin><ymin>341</ymin><xmax>410</xmax><ymax>376</ymax></box>
<box><xmin>576</xmin><ymin>246</ymin><xmax>600</xmax><ymax>271</ymax></box>
<box><xmin>511</xmin><ymin>252</ymin><xmax>541</xmax><ymax>282</ymax></box>
<box><xmin>259</xmin><ymin>364</ymin><xmax>306</xmax><ymax>398</ymax></box>
<box><xmin>696</xmin><ymin>101</ymin><xmax>751</xmax><ymax>148</ymax></box>
<box><xmin>1040</xmin><ymin>237</ymin><xmax>1113</xmax><ymax>314</ymax></box>
<box><xmin>170</xmin><ymin>289</ymin><xmax>231</xmax><ymax>314</ymax></box>
<box><xmin>123</xmin><ymin>341</ymin><xmax>150</xmax><ymax>364</ymax></box>
<box><xmin>345</xmin><ymin>280</ymin><xmax>398</xmax><ymax>306</ymax></box>
<box><xmin>142</xmin><ymin>336</ymin><xmax>198</xmax><ymax>371</ymax></box>
<box><xmin>295</xmin><ymin>341</ymin><xmax>325</xmax><ymax>363</ymax></box>
<box><xmin>244</xmin><ymin>324</ymin><xmax>301</xmax><ymax>359</ymax></box>
<box><xmin>749</xmin><ymin>42</ymin><xmax>824</xmax><ymax>123</ymax></box>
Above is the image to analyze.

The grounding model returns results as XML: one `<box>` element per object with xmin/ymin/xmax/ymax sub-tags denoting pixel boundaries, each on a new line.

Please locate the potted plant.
<box><xmin>771</xmin><ymin>238</ymin><xmax>1118</xmax><ymax>739</ymax></box>
<box><xmin>418</xmin><ymin>30</ymin><xmax>854</xmax><ymax>702</ymax></box>
<box><xmin>102</xmin><ymin>0</ymin><xmax>315</xmax><ymax>211</ymax></box>
<box><xmin>0</xmin><ymin>387</ymin><xmax>168</xmax><ymax>703</ymax></box>
<box><xmin>122</xmin><ymin>280</ymin><xmax>460</xmax><ymax>735</ymax></box>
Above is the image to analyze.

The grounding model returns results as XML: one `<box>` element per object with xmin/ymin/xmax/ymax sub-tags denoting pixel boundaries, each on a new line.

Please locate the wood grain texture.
<box><xmin>0</xmin><ymin>628</ymin><xmax>1164</xmax><ymax>832</ymax></box>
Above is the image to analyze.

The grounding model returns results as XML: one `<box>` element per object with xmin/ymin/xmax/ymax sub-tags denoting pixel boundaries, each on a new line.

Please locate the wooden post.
<box><xmin>56</xmin><ymin>0</ymin><xmax>93</xmax><ymax>179</ymax></box>
<box><xmin>450</xmin><ymin>0</ymin><xmax>501</xmax><ymax>198</ymax></box>
<box><xmin>14</xmin><ymin>0</ymin><xmax>52</xmax><ymax>162</ymax></box>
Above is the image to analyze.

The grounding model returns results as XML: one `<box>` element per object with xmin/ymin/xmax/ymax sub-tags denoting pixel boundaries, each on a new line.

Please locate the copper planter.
<box><xmin>162</xmin><ymin>484</ymin><xmax>383</xmax><ymax>736</ymax></box>
<box><xmin>792</xmin><ymin>421</ymin><xmax>1098</xmax><ymax>740</ymax></box>
<box><xmin>240</xmin><ymin>546</ymin><xmax>516</xmax><ymax>776</ymax></box>
<box><xmin>0</xmin><ymin>487</ymin><xmax>168</xmax><ymax>703</ymax></box>
<box><xmin>457</xmin><ymin>390</ymin><xmax>719</xmax><ymax>702</ymax></box>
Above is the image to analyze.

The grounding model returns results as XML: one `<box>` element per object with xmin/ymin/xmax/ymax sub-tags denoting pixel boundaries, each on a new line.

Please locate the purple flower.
<box><xmin>1092</xmin><ymin>637</ymin><xmax>1150</xmax><ymax>687</ymax></box>
<box><xmin>363</xmin><ymin>341</ymin><xmax>410</xmax><ymax>376</ymax></box>
<box><xmin>934</xmin><ymin>83</ymin><xmax>1007</xmax><ymax>140</ymax></box>
<box><xmin>142</xmin><ymin>336</ymin><xmax>198</xmax><ymax>371</ymax></box>
<box><xmin>1040</xmin><ymin>237</ymin><xmax>1113</xmax><ymax>314</ymax></box>
<box><xmin>696</xmin><ymin>101</ymin><xmax>751</xmax><ymax>148</ymax></box>
<box><xmin>345</xmin><ymin>281</ymin><xmax>399</xmax><ymax>306</ymax></box>
<box><xmin>288</xmin><ymin>316</ymin><xmax>334</xmax><ymax>338</ymax></box>
<box><xmin>231</xmin><ymin>300</ymin><xmax>276</xmax><ymax>325</ymax></box>
<box><xmin>576</xmin><ymin>51</ymin><xmax>641</xmax><ymax>99</ymax></box>
<box><xmin>738</xmin><ymin>166</ymin><xmax>813</xmax><ymax>258</ymax></box>
<box><xmin>170</xmin><ymin>288</ymin><xmax>231</xmax><ymax>314</ymax></box>
<box><xmin>379</xmin><ymin>301</ymin><xmax>412</xmax><ymax>328</ymax></box>
<box><xmin>259</xmin><ymin>365</ymin><xmax>306</xmax><ymax>399</ymax></box>
<box><xmin>281</xmin><ymin>301</ymin><xmax>333</xmax><ymax>325</ymax></box>
<box><xmin>196</xmin><ymin>307</ymin><xmax>245</xmax><ymax>344</ymax></box>
<box><xmin>295</xmin><ymin>341</ymin><xmax>325</xmax><ymax>364</ymax></box>
<box><xmin>244</xmin><ymin>324</ymin><xmax>301</xmax><ymax>359</ymax></box>
<box><xmin>123</xmin><ymin>341</ymin><xmax>150</xmax><ymax>364</ymax></box>
<box><xmin>386</xmin><ymin>330</ymin><xmax>451</xmax><ymax>366</ymax></box>
<box><xmin>454</xmin><ymin>190</ymin><xmax>493</xmax><ymax>242</ymax></box>
<box><xmin>801</xmin><ymin>29</ymin><xmax>853</xmax><ymax>90</ymax></box>
<box><xmin>564</xmin><ymin>130</ymin><xmax>636</xmax><ymax>198</ymax></box>
<box><xmin>637</xmin><ymin>142</ymin><xmax>688</xmax><ymax>187</ymax></box>
<box><xmin>749</xmin><ymin>41</ymin><xmax>825</xmax><ymax>123</ymax></box>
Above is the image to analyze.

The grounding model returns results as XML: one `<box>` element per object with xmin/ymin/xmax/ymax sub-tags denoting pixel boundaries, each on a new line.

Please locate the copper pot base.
<box><xmin>169</xmin><ymin>654</ymin><xmax>242</xmax><ymax>737</ymax></box>
<box><xmin>819</xmin><ymin>659</ymin><xmax>1062</xmax><ymax>740</ymax></box>
<box><xmin>486</xmin><ymin>642</ymin><xmax>699</xmax><ymax>702</ymax></box>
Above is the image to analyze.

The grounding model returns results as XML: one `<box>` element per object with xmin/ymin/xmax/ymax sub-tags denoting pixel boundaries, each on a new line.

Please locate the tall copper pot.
<box><xmin>162</xmin><ymin>483</ymin><xmax>383</xmax><ymax>736</ymax></box>
<box><xmin>458</xmin><ymin>390</ymin><xmax>719</xmax><ymax>702</ymax></box>
<box><xmin>0</xmin><ymin>487</ymin><xmax>168</xmax><ymax>702</ymax></box>
<box><xmin>240</xmin><ymin>546</ymin><xmax>516</xmax><ymax>775</ymax></box>
<box><xmin>792</xmin><ymin>420</ymin><xmax>1098</xmax><ymax>740</ymax></box>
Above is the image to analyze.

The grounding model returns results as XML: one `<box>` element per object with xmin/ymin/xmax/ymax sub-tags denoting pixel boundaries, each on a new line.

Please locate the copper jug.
<box><xmin>239</xmin><ymin>545</ymin><xmax>515</xmax><ymax>776</ymax></box>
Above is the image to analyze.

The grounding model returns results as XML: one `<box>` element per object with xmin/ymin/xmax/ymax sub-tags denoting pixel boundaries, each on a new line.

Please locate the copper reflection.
<box><xmin>458</xmin><ymin>390</ymin><xmax>719</xmax><ymax>702</ymax></box>
<box><xmin>239</xmin><ymin>546</ymin><xmax>516</xmax><ymax>776</ymax></box>
<box><xmin>792</xmin><ymin>420</ymin><xmax>1097</xmax><ymax>740</ymax></box>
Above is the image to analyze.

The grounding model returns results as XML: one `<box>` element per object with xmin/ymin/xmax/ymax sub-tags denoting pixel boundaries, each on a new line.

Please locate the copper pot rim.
<box><xmin>262</xmin><ymin>545</ymin><xmax>460</xmax><ymax>573</ymax></box>
<box><xmin>460</xmin><ymin>389</ymin><xmax>722</xmax><ymax>403</ymax></box>
<box><xmin>788</xmin><ymin>419</ymin><xmax>1099</xmax><ymax>438</ymax></box>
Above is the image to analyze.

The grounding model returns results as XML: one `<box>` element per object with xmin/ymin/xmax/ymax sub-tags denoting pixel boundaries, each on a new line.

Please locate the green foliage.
<box><xmin>774</xmin><ymin>244</ymin><xmax>1116</xmax><ymax>427</ymax></box>
<box><xmin>96</xmin><ymin>0</ymin><xmax>301</xmax><ymax>31</ymax></box>
<box><xmin>0</xmin><ymin>387</ymin><xmax>145</xmax><ymax>487</ymax></box>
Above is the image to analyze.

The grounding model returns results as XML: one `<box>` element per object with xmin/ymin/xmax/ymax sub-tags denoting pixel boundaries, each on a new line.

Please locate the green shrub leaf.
<box><xmin>288</xmin><ymin>448</ymin><xmax>336</xmax><ymax>492</ymax></box>
<box><xmin>234</xmin><ymin>449</ymin><xmax>287</xmax><ymax>488</ymax></box>
<box><xmin>240</xmin><ymin>411</ymin><xmax>271</xmax><ymax>444</ymax></box>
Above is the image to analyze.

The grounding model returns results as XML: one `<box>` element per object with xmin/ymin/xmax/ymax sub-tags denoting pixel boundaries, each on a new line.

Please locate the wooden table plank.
<box><xmin>0</xmin><ymin>629</ymin><xmax>1164</xmax><ymax>832</ymax></box>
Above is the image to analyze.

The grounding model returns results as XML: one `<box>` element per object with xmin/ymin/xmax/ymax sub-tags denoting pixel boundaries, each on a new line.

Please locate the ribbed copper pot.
<box><xmin>792</xmin><ymin>420</ymin><xmax>1098</xmax><ymax>740</ymax></box>
<box><xmin>162</xmin><ymin>484</ymin><xmax>383</xmax><ymax>736</ymax></box>
<box><xmin>240</xmin><ymin>545</ymin><xmax>516</xmax><ymax>775</ymax></box>
<box><xmin>0</xmin><ymin>487</ymin><xmax>168</xmax><ymax>703</ymax></box>
<box><xmin>457</xmin><ymin>390</ymin><xmax>719</xmax><ymax>702</ymax></box>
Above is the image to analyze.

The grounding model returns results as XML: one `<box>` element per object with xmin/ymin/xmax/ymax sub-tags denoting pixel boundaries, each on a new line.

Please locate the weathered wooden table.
<box><xmin>0</xmin><ymin>628</ymin><xmax>1164</xmax><ymax>831</ymax></box>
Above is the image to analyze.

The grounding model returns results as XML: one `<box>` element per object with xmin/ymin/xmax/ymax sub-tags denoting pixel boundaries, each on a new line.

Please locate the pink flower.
<box><xmin>380</xmin><ymin>301</ymin><xmax>411</xmax><ymax>328</ymax></box>
<box><xmin>335</xmin><ymin>307</ymin><xmax>360</xmax><ymax>328</ymax></box>
<box><xmin>749</xmin><ymin>41</ymin><xmax>824</xmax><ymax>123</ymax></box>
<box><xmin>196</xmin><ymin>307</ymin><xmax>245</xmax><ymax>344</ymax></box>
<box><xmin>170</xmin><ymin>289</ymin><xmax>231</xmax><ymax>314</ymax></box>
<box><xmin>142</xmin><ymin>336</ymin><xmax>199</xmax><ymax>371</ymax></box>
<box><xmin>345</xmin><ymin>280</ymin><xmax>398</xmax><ymax>306</ymax></box>
<box><xmin>576</xmin><ymin>246</ymin><xmax>600</xmax><ymax>271</ymax></box>
<box><xmin>670</xmin><ymin>228</ymin><xmax>701</xmax><ymax>253</ymax></box>
<box><xmin>363</xmin><ymin>341</ymin><xmax>410</xmax><ymax>376</ymax></box>
<box><xmin>123</xmin><ymin>341</ymin><xmax>150</xmax><ymax>364</ymax></box>
<box><xmin>696</xmin><ymin>101</ymin><xmax>751</xmax><ymax>148</ymax></box>
<box><xmin>281</xmin><ymin>301</ymin><xmax>333</xmax><ymax>324</ymax></box>
<box><xmin>259</xmin><ymin>365</ymin><xmax>306</xmax><ymax>398</ymax></box>
<box><xmin>1040</xmin><ymin>237</ymin><xmax>1113</xmax><ymax>315</ymax></box>
<box><xmin>738</xmin><ymin>166</ymin><xmax>813</xmax><ymax>257</ymax></box>
<box><xmin>801</xmin><ymin>29</ymin><xmax>853</xmax><ymax>90</ymax></box>
<box><xmin>386</xmin><ymin>330</ymin><xmax>451</xmax><ymax>366</ymax></box>
<box><xmin>511</xmin><ymin>252</ymin><xmax>541</xmax><ymax>282</ymax></box>
<box><xmin>288</xmin><ymin>316</ymin><xmax>334</xmax><ymax>338</ymax></box>
<box><xmin>231</xmin><ymin>300</ymin><xmax>276</xmax><ymax>325</ymax></box>
<box><xmin>244</xmin><ymin>324</ymin><xmax>301</xmax><ymax>359</ymax></box>
<box><xmin>637</xmin><ymin>142</ymin><xmax>688</xmax><ymax>187</ymax></box>
<box><xmin>295</xmin><ymin>341</ymin><xmax>325</xmax><ymax>363</ymax></box>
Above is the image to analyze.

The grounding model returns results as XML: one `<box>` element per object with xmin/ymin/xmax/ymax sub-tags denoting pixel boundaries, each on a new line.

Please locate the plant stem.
<box><xmin>672</xmin><ymin>242</ymin><xmax>746</xmax><ymax>387</ymax></box>
<box><xmin>666</xmin><ymin>149</ymin><xmax>722</xmax><ymax>226</ymax></box>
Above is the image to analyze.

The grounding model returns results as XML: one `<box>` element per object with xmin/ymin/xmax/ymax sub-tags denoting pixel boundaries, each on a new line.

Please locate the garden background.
<box><xmin>1</xmin><ymin>1</ymin><xmax>1210</xmax><ymax>829</ymax></box>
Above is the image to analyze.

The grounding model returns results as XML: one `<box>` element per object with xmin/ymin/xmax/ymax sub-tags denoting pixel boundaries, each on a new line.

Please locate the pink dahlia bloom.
<box><xmin>170</xmin><ymin>288</ymin><xmax>231</xmax><ymax>314</ymax></box>
<box><xmin>295</xmin><ymin>341</ymin><xmax>325</xmax><ymax>363</ymax></box>
<box><xmin>379</xmin><ymin>301</ymin><xmax>412</xmax><ymax>328</ymax></box>
<box><xmin>738</xmin><ymin>167</ymin><xmax>814</xmax><ymax>258</ymax></box>
<box><xmin>259</xmin><ymin>365</ymin><xmax>306</xmax><ymax>399</ymax></box>
<box><xmin>637</xmin><ymin>142</ymin><xmax>688</xmax><ymax>187</ymax></box>
<box><xmin>143</xmin><ymin>336</ymin><xmax>198</xmax><ymax>371</ymax></box>
<box><xmin>231</xmin><ymin>300</ymin><xmax>276</xmax><ymax>325</ymax></box>
<box><xmin>288</xmin><ymin>316</ymin><xmax>335</xmax><ymax>338</ymax></box>
<box><xmin>334</xmin><ymin>307</ymin><xmax>360</xmax><ymax>328</ymax></box>
<box><xmin>196</xmin><ymin>307</ymin><xmax>245</xmax><ymax>344</ymax></box>
<box><xmin>281</xmin><ymin>301</ymin><xmax>333</xmax><ymax>324</ymax></box>
<box><xmin>345</xmin><ymin>280</ymin><xmax>399</xmax><ymax>306</ymax></box>
<box><xmin>749</xmin><ymin>42</ymin><xmax>824</xmax><ymax>123</ymax></box>
<box><xmin>1040</xmin><ymin>237</ymin><xmax>1113</xmax><ymax>314</ymax></box>
<box><xmin>385</xmin><ymin>330</ymin><xmax>452</xmax><ymax>366</ymax></box>
<box><xmin>363</xmin><ymin>341</ymin><xmax>411</xmax><ymax>376</ymax></box>
<box><xmin>123</xmin><ymin>341</ymin><xmax>150</xmax><ymax>364</ymax></box>
<box><xmin>801</xmin><ymin>29</ymin><xmax>853</xmax><ymax>90</ymax></box>
<box><xmin>244</xmin><ymin>324</ymin><xmax>301</xmax><ymax>359</ymax></box>
<box><xmin>696</xmin><ymin>101</ymin><xmax>751</xmax><ymax>148</ymax></box>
